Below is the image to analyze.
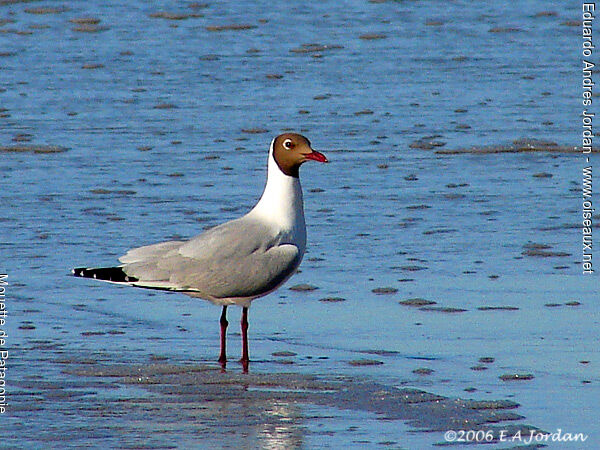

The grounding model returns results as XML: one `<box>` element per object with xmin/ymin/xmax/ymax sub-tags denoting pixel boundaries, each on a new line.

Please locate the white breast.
<box><xmin>247</xmin><ymin>145</ymin><xmax>307</xmax><ymax>256</ymax></box>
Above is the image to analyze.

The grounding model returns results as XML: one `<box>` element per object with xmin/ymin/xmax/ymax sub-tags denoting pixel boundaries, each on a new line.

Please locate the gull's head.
<box><xmin>271</xmin><ymin>133</ymin><xmax>328</xmax><ymax>178</ymax></box>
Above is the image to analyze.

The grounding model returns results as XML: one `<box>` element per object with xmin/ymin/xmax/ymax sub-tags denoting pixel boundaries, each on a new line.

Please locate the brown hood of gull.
<box><xmin>272</xmin><ymin>133</ymin><xmax>328</xmax><ymax>178</ymax></box>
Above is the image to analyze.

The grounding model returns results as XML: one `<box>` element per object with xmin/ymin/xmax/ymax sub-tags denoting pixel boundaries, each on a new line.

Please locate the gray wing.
<box><xmin>120</xmin><ymin>217</ymin><xmax>301</xmax><ymax>300</ymax></box>
<box><xmin>119</xmin><ymin>240</ymin><xmax>185</xmax><ymax>264</ymax></box>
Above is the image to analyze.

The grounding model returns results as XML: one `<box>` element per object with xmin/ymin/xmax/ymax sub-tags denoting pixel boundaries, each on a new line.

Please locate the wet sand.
<box><xmin>6</xmin><ymin>355</ymin><xmax>539</xmax><ymax>449</ymax></box>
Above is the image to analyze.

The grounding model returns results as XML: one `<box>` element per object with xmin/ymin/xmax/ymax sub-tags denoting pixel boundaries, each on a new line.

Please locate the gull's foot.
<box><xmin>218</xmin><ymin>357</ymin><xmax>227</xmax><ymax>373</ymax></box>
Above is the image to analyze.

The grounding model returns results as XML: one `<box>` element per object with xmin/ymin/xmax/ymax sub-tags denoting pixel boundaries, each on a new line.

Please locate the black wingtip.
<box><xmin>72</xmin><ymin>267</ymin><xmax>138</xmax><ymax>283</ymax></box>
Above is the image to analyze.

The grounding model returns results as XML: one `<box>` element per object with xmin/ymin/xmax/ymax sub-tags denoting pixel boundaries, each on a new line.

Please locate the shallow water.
<box><xmin>1</xmin><ymin>0</ymin><xmax>596</xmax><ymax>448</ymax></box>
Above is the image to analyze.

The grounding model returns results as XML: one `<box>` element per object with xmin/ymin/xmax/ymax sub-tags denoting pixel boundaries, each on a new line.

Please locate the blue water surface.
<box><xmin>0</xmin><ymin>1</ymin><xmax>596</xmax><ymax>448</ymax></box>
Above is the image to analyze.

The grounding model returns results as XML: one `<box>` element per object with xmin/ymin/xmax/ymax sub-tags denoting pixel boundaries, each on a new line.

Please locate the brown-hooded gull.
<box><xmin>73</xmin><ymin>133</ymin><xmax>328</xmax><ymax>371</ymax></box>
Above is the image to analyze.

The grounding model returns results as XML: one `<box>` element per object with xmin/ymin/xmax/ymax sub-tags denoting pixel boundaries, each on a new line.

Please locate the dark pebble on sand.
<box><xmin>467</xmin><ymin>400</ymin><xmax>519</xmax><ymax>410</ymax></box>
<box><xmin>419</xmin><ymin>306</ymin><xmax>467</xmax><ymax>313</ymax></box>
<box><xmin>436</xmin><ymin>139</ymin><xmax>582</xmax><ymax>155</ymax></box>
<box><xmin>399</xmin><ymin>265</ymin><xmax>427</xmax><ymax>271</ymax></box>
<box><xmin>477</xmin><ymin>306</ymin><xmax>519</xmax><ymax>311</ymax></box>
<box><xmin>25</xmin><ymin>6</ymin><xmax>68</xmax><ymax>14</ymax></box>
<box><xmin>0</xmin><ymin>145</ymin><xmax>68</xmax><ymax>154</ymax></box>
<box><xmin>81</xmin><ymin>331</ymin><xmax>106</xmax><ymax>336</ymax></box>
<box><xmin>479</xmin><ymin>357</ymin><xmax>495</xmax><ymax>364</ymax></box>
<box><xmin>409</xmin><ymin>136</ymin><xmax>446</xmax><ymax>150</ymax></box>
<box><xmin>348</xmin><ymin>359</ymin><xmax>384</xmax><ymax>366</ymax></box>
<box><xmin>361</xmin><ymin>349</ymin><xmax>399</xmax><ymax>356</ymax></box>
<box><xmin>412</xmin><ymin>367</ymin><xmax>434</xmax><ymax>375</ymax></box>
<box><xmin>523</xmin><ymin>242</ymin><xmax>552</xmax><ymax>250</ymax></box>
<box><xmin>206</xmin><ymin>24</ymin><xmax>256</xmax><ymax>32</ymax></box>
<box><xmin>290</xmin><ymin>43</ymin><xmax>343</xmax><ymax>54</ymax></box>
<box><xmin>70</xmin><ymin>17</ymin><xmax>101</xmax><ymax>24</ymax></box>
<box><xmin>423</xmin><ymin>228</ymin><xmax>457</xmax><ymax>235</ymax></box>
<box><xmin>319</xmin><ymin>297</ymin><xmax>346</xmax><ymax>303</ymax></box>
<box><xmin>500</xmin><ymin>373</ymin><xmax>535</xmax><ymax>381</ymax></box>
<box><xmin>81</xmin><ymin>63</ymin><xmax>104</xmax><ymax>69</ymax></box>
<box><xmin>241</xmin><ymin>127</ymin><xmax>268</xmax><ymax>134</ymax></box>
<box><xmin>153</xmin><ymin>103</ymin><xmax>177</xmax><ymax>109</ymax></box>
<box><xmin>272</xmin><ymin>351</ymin><xmax>297</xmax><ymax>357</ymax></box>
<box><xmin>289</xmin><ymin>283</ymin><xmax>318</xmax><ymax>292</ymax></box>
<box><xmin>443</xmin><ymin>193</ymin><xmax>466</xmax><ymax>200</ymax></box>
<box><xmin>12</xmin><ymin>134</ymin><xmax>32</xmax><ymax>142</ymax></box>
<box><xmin>359</xmin><ymin>33</ymin><xmax>387</xmax><ymax>40</ymax></box>
<box><xmin>275</xmin><ymin>359</ymin><xmax>295</xmax><ymax>365</ymax></box>
<box><xmin>73</xmin><ymin>24</ymin><xmax>109</xmax><ymax>32</ymax></box>
<box><xmin>399</xmin><ymin>298</ymin><xmax>436</xmax><ymax>307</ymax></box>
<box><xmin>149</xmin><ymin>12</ymin><xmax>204</xmax><ymax>20</ymax></box>
<box><xmin>371</xmin><ymin>287</ymin><xmax>398</xmax><ymax>295</ymax></box>
<box><xmin>489</xmin><ymin>27</ymin><xmax>522</xmax><ymax>33</ymax></box>
<box><xmin>90</xmin><ymin>188</ymin><xmax>136</xmax><ymax>195</ymax></box>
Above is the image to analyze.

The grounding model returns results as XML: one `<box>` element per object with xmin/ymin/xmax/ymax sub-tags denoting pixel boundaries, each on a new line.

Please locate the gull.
<box><xmin>73</xmin><ymin>133</ymin><xmax>328</xmax><ymax>371</ymax></box>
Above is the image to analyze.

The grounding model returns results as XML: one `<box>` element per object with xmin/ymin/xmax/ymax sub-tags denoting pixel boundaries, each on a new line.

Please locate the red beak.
<box><xmin>304</xmin><ymin>149</ymin><xmax>328</xmax><ymax>163</ymax></box>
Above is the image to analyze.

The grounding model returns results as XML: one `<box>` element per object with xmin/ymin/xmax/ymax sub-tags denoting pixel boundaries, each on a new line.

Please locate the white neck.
<box><xmin>249</xmin><ymin>142</ymin><xmax>305</xmax><ymax>234</ymax></box>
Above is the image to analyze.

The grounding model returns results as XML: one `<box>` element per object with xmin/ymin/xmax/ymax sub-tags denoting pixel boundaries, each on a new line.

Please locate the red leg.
<box><xmin>218</xmin><ymin>306</ymin><xmax>228</xmax><ymax>370</ymax></box>
<box><xmin>240</xmin><ymin>306</ymin><xmax>249</xmax><ymax>373</ymax></box>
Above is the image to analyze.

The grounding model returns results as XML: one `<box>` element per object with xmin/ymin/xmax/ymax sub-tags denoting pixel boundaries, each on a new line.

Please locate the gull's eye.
<box><xmin>283</xmin><ymin>139</ymin><xmax>294</xmax><ymax>149</ymax></box>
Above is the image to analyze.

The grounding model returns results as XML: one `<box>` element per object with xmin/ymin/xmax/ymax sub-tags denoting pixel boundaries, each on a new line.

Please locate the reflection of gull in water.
<box><xmin>257</xmin><ymin>403</ymin><xmax>304</xmax><ymax>450</ymax></box>
<box><xmin>193</xmin><ymin>398</ymin><xmax>303</xmax><ymax>449</ymax></box>
<box><xmin>73</xmin><ymin>133</ymin><xmax>327</xmax><ymax>371</ymax></box>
